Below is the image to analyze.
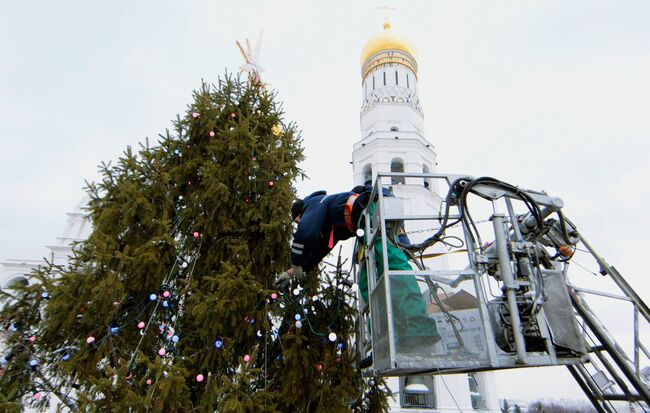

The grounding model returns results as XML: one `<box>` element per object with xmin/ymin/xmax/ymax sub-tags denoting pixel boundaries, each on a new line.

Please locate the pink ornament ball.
<box><xmin>163</xmin><ymin>291</ymin><xmax>170</xmax><ymax>298</ymax></box>
<box><xmin>271</xmin><ymin>293</ymin><xmax>278</xmax><ymax>300</ymax></box>
<box><xmin>29</xmin><ymin>335</ymin><xmax>36</xmax><ymax>343</ymax></box>
<box><xmin>86</xmin><ymin>336</ymin><xmax>95</xmax><ymax>345</ymax></box>
<box><xmin>243</xmin><ymin>354</ymin><xmax>251</xmax><ymax>362</ymax></box>
<box><xmin>196</xmin><ymin>374</ymin><xmax>204</xmax><ymax>382</ymax></box>
<box><xmin>138</xmin><ymin>321</ymin><xmax>145</xmax><ymax>329</ymax></box>
<box><xmin>209</xmin><ymin>131</ymin><xmax>215</xmax><ymax>137</ymax></box>
<box><xmin>192</xmin><ymin>112</ymin><xmax>200</xmax><ymax>118</ymax></box>
<box><xmin>146</xmin><ymin>379</ymin><xmax>152</xmax><ymax>385</ymax></box>
<box><xmin>158</xmin><ymin>348</ymin><xmax>166</xmax><ymax>356</ymax></box>
<box><xmin>33</xmin><ymin>392</ymin><xmax>42</xmax><ymax>400</ymax></box>
<box><xmin>268</xmin><ymin>181</ymin><xmax>274</xmax><ymax>188</ymax></box>
<box><xmin>113</xmin><ymin>301</ymin><xmax>120</xmax><ymax>306</ymax></box>
<box><xmin>230</xmin><ymin>112</ymin><xmax>236</xmax><ymax>118</ymax></box>
<box><xmin>193</xmin><ymin>231</ymin><xmax>200</xmax><ymax>239</ymax></box>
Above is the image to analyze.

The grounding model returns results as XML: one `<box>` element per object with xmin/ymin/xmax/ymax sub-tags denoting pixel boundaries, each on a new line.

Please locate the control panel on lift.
<box><xmin>354</xmin><ymin>173</ymin><xmax>588</xmax><ymax>375</ymax></box>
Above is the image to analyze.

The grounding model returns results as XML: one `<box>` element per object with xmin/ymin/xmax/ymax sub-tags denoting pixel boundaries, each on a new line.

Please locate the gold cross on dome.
<box><xmin>377</xmin><ymin>4</ymin><xmax>396</xmax><ymax>28</ymax></box>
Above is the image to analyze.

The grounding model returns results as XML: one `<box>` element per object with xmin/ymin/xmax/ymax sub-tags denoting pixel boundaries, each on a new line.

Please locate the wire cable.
<box><xmin>437</xmin><ymin>368</ymin><xmax>464</xmax><ymax>412</ymax></box>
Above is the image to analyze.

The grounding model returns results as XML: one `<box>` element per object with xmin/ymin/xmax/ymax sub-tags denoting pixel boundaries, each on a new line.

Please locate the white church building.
<box><xmin>0</xmin><ymin>197</ymin><xmax>91</xmax><ymax>290</ymax></box>
<box><xmin>1</xmin><ymin>22</ymin><xmax>502</xmax><ymax>413</ymax></box>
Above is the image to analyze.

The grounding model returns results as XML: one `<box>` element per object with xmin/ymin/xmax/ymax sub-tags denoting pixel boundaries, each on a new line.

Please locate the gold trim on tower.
<box><xmin>361</xmin><ymin>49</ymin><xmax>418</xmax><ymax>81</ymax></box>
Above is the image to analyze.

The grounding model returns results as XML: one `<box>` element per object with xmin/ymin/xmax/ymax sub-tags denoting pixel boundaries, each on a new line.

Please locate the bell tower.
<box><xmin>352</xmin><ymin>21</ymin><xmax>442</xmax><ymax>233</ymax></box>
<box><xmin>351</xmin><ymin>21</ymin><xmax>500</xmax><ymax>411</ymax></box>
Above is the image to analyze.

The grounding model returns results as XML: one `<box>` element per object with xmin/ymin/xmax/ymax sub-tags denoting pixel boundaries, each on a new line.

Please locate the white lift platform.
<box><xmin>354</xmin><ymin>173</ymin><xmax>649</xmax><ymax>412</ymax></box>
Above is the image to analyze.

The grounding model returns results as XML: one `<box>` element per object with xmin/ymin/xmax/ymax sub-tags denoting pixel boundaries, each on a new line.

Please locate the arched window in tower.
<box><xmin>372</xmin><ymin>76</ymin><xmax>375</xmax><ymax>90</ymax></box>
<box><xmin>422</xmin><ymin>164</ymin><xmax>432</xmax><ymax>190</ymax></box>
<box><xmin>395</xmin><ymin>70</ymin><xmax>399</xmax><ymax>85</ymax></box>
<box><xmin>391</xmin><ymin>158</ymin><xmax>405</xmax><ymax>185</ymax></box>
<box><xmin>363</xmin><ymin>164</ymin><xmax>373</xmax><ymax>186</ymax></box>
<box><xmin>383</xmin><ymin>71</ymin><xmax>386</xmax><ymax>86</ymax></box>
<box><xmin>407</xmin><ymin>74</ymin><xmax>410</xmax><ymax>89</ymax></box>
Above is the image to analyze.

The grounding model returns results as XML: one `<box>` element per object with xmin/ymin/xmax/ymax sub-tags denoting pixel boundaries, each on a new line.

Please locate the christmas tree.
<box><xmin>0</xmin><ymin>74</ymin><xmax>389</xmax><ymax>412</ymax></box>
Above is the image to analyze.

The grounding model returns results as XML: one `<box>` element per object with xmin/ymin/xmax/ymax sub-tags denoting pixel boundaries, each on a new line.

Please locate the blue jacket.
<box><xmin>291</xmin><ymin>190</ymin><xmax>355</xmax><ymax>273</ymax></box>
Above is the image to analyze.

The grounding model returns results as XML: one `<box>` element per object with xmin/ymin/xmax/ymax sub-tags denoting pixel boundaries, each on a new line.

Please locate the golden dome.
<box><xmin>360</xmin><ymin>21</ymin><xmax>418</xmax><ymax>65</ymax></box>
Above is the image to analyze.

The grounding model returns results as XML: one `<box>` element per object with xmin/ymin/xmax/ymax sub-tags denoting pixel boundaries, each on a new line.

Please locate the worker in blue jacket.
<box><xmin>276</xmin><ymin>187</ymin><xmax>440</xmax><ymax>353</ymax></box>
<box><xmin>276</xmin><ymin>189</ymin><xmax>360</xmax><ymax>286</ymax></box>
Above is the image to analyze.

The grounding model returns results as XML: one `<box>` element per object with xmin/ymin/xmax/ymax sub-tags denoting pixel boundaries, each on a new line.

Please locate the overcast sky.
<box><xmin>1</xmin><ymin>0</ymin><xmax>649</xmax><ymax>403</ymax></box>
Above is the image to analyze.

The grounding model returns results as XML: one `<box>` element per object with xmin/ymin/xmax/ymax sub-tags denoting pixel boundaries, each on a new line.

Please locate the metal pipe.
<box><xmin>592</xmin><ymin>346</ymin><xmax>636</xmax><ymax>401</ymax></box>
<box><xmin>579</xmin><ymin>235</ymin><xmax>650</xmax><ymax>324</ymax></box>
<box><xmin>639</xmin><ymin>341</ymin><xmax>650</xmax><ymax>361</ymax></box>
<box><xmin>362</xmin><ymin>209</ymin><xmax>374</xmax><ymax>361</ymax></box>
<box><xmin>377</xmin><ymin>182</ymin><xmax>397</xmax><ymax>364</ymax></box>
<box><xmin>634</xmin><ymin>306</ymin><xmax>640</xmax><ymax>376</ymax></box>
<box><xmin>504</xmin><ymin>197</ymin><xmax>524</xmax><ymax>241</ymax></box>
<box><xmin>570</xmin><ymin>288</ymin><xmax>650</xmax><ymax>404</ymax></box>
<box><xmin>567</xmin><ymin>365</ymin><xmax>613</xmax><ymax>413</ymax></box>
<box><xmin>568</xmin><ymin>285</ymin><xmax>633</xmax><ymax>302</ymax></box>
<box><xmin>491</xmin><ymin>213</ymin><xmax>527</xmax><ymax>364</ymax></box>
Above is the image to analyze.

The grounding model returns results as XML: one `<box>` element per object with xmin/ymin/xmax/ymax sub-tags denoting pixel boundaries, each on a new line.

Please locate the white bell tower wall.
<box><xmin>353</xmin><ymin>33</ymin><xmax>442</xmax><ymax>248</ymax></box>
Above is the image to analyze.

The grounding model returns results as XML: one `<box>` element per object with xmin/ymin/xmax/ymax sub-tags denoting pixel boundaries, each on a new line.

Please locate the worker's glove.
<box><xmin>292</xmin><ymin>265</ymin><xmax>304</xmax><ymax>281</ymax></box>
<box><xmin>275</xmin><ymin>271</ymin><xmax>291</xmax><ymax>291</ymax></box>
